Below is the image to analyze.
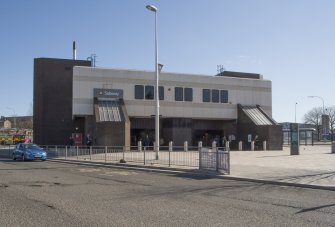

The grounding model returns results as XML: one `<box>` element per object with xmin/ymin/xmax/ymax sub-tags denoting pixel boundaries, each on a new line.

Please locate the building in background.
<box><xmin>0</xmin><ymin>116</ymin><xmax>33</xmax><ymax>144</ymax></box>
<box><xmin>33</xmin><ymin>58</ymin><xmax>282</xmax><ymax>149</ymax></box>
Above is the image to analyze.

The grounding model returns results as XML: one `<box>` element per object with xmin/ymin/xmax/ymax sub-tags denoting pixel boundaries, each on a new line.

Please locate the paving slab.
<box><xmin>229</xmin><ymin>145</ymin><xmax>335</xmax><ymax>187</ymax></box>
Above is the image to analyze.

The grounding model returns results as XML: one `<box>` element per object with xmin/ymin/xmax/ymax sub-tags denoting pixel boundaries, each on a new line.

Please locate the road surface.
<box><xmin>0</xmin><ymin>157</ymin><xmax>334</xmax><ymax>226</ymax></box>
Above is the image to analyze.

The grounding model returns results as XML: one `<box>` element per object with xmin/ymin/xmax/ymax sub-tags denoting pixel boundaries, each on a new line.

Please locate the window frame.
<box><xmin>175</xmin><ymin>87</ymin><xmax>184</xmax><ymax>101</ymax></box>
<box><xmin>145</xmin><ymin>85</ymin><xmax>154</xmax><ymax>100</ymax></box>
<box><xmin>134</xmin><ymin>85</ymin><xmax>144</xmax><ymax>100</ymax></box>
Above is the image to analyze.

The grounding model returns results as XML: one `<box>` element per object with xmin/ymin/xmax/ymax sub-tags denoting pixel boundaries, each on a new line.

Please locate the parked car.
<box><xmin>13</xmin><ymin>143</ymin><xmax>47</xmax><ymax>161</ymax></box>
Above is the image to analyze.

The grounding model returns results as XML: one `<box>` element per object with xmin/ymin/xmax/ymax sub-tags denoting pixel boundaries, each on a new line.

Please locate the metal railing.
<box><xmin>0</xmin><ymin>144</ymin><xmax>230</xmax><ymax>174</ymax></box>
<box><xmin>40</xmin><ymin>145</ymin><xmax>201</xmax><ymax>168</ymax></box>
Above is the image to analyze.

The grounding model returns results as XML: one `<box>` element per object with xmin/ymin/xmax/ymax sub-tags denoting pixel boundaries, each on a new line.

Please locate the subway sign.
<box><xmin>94</xmin><ymin>88</ymin><xmax>123</xmax><ymax>99</ymax></box>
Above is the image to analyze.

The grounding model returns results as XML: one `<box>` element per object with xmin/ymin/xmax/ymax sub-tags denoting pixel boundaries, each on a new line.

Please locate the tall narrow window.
<box><xmin>212</xmin><ymin>89</ymin><xmax>219</xmax><ymax>103</ymax></box>
<box><xmin>175</xmin><ymin>87</ymin><xmax>183</xmax><ymax>101</ymax></box>
<box><xmin>203</xmin><ymin>89</ymin><xmax>210</xmax><ymax>102</ymax></box>
<box><xmin>184</xmin><ymin>88</ymin><xmax>193</xmax><ymax>102</ymax></box>
<box><xmin>145</xmin><ymin>85</ymin><xmax>154</xmax><ymax>100</ymax></box>
<box><xmin>159</xmin><ymin>86</ymin><xmax>164</xmax><ymax>100</ymax></box>
<box><xmin>135</xmin><ymin>85</ymin><xmax>144</xmax><ymax>99</ymax></box>
<box><xmin>220</xmin><ymin>90</ymin><xmax>228</xmax><ymax>103</ymax></box>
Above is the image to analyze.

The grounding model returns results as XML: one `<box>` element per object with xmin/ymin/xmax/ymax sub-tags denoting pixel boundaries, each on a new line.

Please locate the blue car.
<box><xmin>13</xmin><ymin>143</ymin><xmax>47</xmax><ymax>161</ymax></box>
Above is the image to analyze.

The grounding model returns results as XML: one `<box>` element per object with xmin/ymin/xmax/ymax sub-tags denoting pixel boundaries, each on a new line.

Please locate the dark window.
<box><xmin>220</xmin><ymin>90</ymin><xmax>228</xmax><ymax>103</ymax></box>
<box><xmin>145</xmin><ymin>85</ymin><xmax>154</xmax><ymax>100</ymax></box>
<box><xmin>175</xmin><ymin>87</ymin><xmax>183</xmax><ymax>101</ymax></box>
<box><xmin>135</xmin><ymin>85</ymin><xmax>144</xmax><ymax>99</ymax></box>
<box><xmin>212</xmin><ymin>89</ymin><xmax>219</xmax><ymax>103</ymax></box>
<box><xmin>184</xmin><ymin>88</ymin><xmax>193</xmax><ymax>102</ymax></box>
<box><xmin>203</xmin><ymin>89</ymin><xmax>211</xmax><ymax>102</ymax></box>
<box><xmin>159</xmin><ymin>86</ymin><xmax>164</xmax><ymax>100</ymax></box>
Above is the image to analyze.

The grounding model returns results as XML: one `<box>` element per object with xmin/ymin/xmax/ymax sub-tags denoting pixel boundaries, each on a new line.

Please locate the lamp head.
<box><xmin>146</xmin><ymin>5</ymin><xmax>158</xmax><ymax>12</ymax></box>
<box><xmin>158</xmin><ymin>63</ymin><xmax>164</xmax><ymax>72</ymax></box>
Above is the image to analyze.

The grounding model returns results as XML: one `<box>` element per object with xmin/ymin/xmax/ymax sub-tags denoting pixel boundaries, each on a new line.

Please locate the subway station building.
<box><xmin>33</xmin><ymin>58</ymin><xmax>282</xmax><ymax>149</ymax></box>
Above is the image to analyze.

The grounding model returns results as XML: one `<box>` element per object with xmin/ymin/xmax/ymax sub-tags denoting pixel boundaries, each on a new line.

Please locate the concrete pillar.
<box><xmin>184</xmin><ymin>141</ymin><xmax>188</xmax><ymax>152</ymax></box>
<box><xmin>263</xmin><ymin>141</ymin><xmax>267</xmax><ymax>151</ymax></box>
<box><xmin>332</xmin><ymin>141</ymin><xmax>335</xmax><ymax>154</ymax></box>
<box><xmin>138</xmin><ymin>141</ymin><xmax>142</xmax><ymax>152</ymax></box>
<box><xmin>238</xmin><ymin>141</ymin><xmax>243</xmax><ymax>151</ymax></box>
<box><xmin>251</xmin><ymin>141</ymin><xmax>255</xmax><ymax>151</ymax></box>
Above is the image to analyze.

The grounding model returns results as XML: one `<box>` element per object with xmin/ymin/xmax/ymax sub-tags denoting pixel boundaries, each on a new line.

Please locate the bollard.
<box><xmin>332</xmin><ymin>141</ymin><xmax>335</xmax><ymax>154</ymax></box>
<box><xmin>251</xmin><ymin>141</ymin><xmax>255</xmax><ymax>151</ymax></box>
<box><xmin>169</xmin><ymin>141</ymin><xmax>173</xmax><ymax>152</ymax></box>
<box><xmin>184</xmin><ymin>141</ymin><xmax>188</xmax><ymax>152</ymax></box>
<box><xmin>212</xmin><ymin>141</ymin><xmax>217</xmax><ymax>149</ymax></box>
<box><xmin>238</xmin><ymin>141</ymin><xmax>242</xmax><ymax>151</ymax></box>
<box><xmin>263</xmin><ymin>141</ymin><xmax>267</xmax><ymax>151</ymax></box>
<box><xmin>169</xmin><ymin>141</ymin><xmax>173</xmax><ymax>167</ymax></box>
<box><xmin>138</xmin><ymin>141</ymin><xmax>142</xmax><ymax>152</ymax></box>
<box><xmin>225</xmin><ymin>141</ymin><xmax>230</xmax><ymax>152</ymax></box>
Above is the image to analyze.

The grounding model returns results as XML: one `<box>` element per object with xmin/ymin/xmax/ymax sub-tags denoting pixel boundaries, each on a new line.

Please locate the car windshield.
<box><xmin>22</xmin><ymin>144</ymin><xmax>41</xmax><ymax>150</ymax></box>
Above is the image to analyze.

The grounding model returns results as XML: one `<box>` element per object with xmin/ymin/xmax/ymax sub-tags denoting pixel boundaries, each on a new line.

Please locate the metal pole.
<box><xmin>105</xmin><ymin>146</ymin><xmax>107</xmax><ymax>163</ymax></box>
<box><xmin>198</xmin><ymin>141</ymin><xmax>202</xmax><ymax>170</ymax></box>
<box><xmin>146</xmin><ymin>4</ymin><xmax>159</xmax><ymax>160</ymax></box>
<box><xmin>90</xmin><ymin>146</ymin><xmax>92</xmax><ymax>160</ymax></box>
<box><xmin>295</xmin><ymin>102</ymin><xmax>297</xmax><ymax>123</ymax></box>
<box><xmin>154</xmin><ymin>9</ymin><xmax>160</xmax><ymax>160</ymax></box>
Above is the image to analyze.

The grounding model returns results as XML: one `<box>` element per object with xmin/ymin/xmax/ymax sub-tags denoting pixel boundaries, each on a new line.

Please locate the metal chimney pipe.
<box><xmin>73</xmin><ymin>41</ymin><xmax>76</xmax><ymax>60</ymax></box>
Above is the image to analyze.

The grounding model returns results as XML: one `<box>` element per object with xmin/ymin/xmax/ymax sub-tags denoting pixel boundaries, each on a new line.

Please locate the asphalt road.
<box><xmin>0</xmin><ymin>155</ymin><xmax>335</xmax><ymax>226</ymax></box>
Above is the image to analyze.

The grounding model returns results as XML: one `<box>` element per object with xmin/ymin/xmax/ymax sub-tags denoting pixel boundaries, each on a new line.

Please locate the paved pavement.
<box><xmin>2</xmin><ymin>145</ymin><xmax>335</xmax><ymax>189</ymax></box>
<box><xmin>229</xmin><ymin>145</ymin><xmax>335</xmax><ymax>188</ymax></box>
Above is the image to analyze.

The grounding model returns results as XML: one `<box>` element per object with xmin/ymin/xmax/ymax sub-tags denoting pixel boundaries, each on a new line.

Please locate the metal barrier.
<box><xmin>40</xmin><ymin>145</ymin><xmax>201</xmax><ymax>168</ymax></box>
<box><xmin>0</xmin><ymin>145</ymin><xmax>14</xmax><ymax>159</ymax></box>
<box><xmin>199</xmin><ymin>147</ymin><xmax>230</xmax><ymax>174</ymax></box>
<box><xmin>3</xmin><ymin>144</ymin><xmax>230</xmax><ymax>174</ymax></box>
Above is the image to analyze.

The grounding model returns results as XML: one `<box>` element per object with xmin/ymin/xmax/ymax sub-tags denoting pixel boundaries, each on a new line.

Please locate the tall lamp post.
<box><xmin>146</xmin><ymin>4</ymin><xmax>160</xmax><ymax>160</ymax></box>
<box><xmin>295</xmin><ymin>102</ymin><xmax>298</xmax><ymax>123</ymax></box>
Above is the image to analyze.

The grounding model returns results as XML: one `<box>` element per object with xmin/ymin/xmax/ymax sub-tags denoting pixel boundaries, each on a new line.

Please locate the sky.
<box><xmin>0</xmin><ymin>0</ymin><xmax>334</xmax><ymax>123</ymax></box>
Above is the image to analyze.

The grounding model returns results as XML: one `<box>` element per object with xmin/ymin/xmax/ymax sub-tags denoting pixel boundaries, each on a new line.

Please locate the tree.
<box><xmin>304</xmin><ymin>107</ymin><xmax>322</xmax><ymax>141</ymax></box>
<box><xmin>325</xmin><ymin>106</ymin><xmax>335</xmax><ymax>141</ymax></box>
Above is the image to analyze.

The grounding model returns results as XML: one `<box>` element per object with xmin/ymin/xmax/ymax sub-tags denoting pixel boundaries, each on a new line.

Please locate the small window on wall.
<box><xmin>175</xmin><ymin>87</ymin><xmax>183</xmax><ymax>101</ymax></box>
<box><xmin>145</xmin><ymin>85</ymin><xmax>154</xmax><ymax>100</ymax></box>
<box><xmin>135</xmin><ymin>85</ymin><xmax>144</xmax><ymax>99</ymax></box>
<box><xmin>221</xmin><ymin>90</ymin><xmax>228</xmax><ymax>103</ymax></box>
<box><xmin>184</xmin><ymin>88</ymin><xmax>193</xmax><ymax>102</ymax></box>
<box><xmin>212</xmin><ymin>89</ymin><xmax>219</xmax><ymax>103</ymax></box>
<box><xmin>203</xmin><ymin>89</ymin><xmax>211</xmax><ymax>102</ymax></box>
<box><xmin>159</xmin><ymin>86</ymin><xmax>164</xmax><ymax>100</ymax></box>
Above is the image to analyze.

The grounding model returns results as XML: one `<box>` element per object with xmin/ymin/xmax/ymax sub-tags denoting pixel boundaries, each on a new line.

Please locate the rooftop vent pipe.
<box><xmin>73</xmin><ymin>41</ymin><xmax>76</xmax><ymax>60</ymax></box>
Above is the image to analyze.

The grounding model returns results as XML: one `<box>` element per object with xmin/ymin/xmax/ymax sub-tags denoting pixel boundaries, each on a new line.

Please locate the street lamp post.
<box><xmin>146</xmin><ymin>4</ymin><xmax>160</xmax><ymax>160</ymax></box>
<box><xmin>295</xmin><ymin>102</ymin><xmax>298</xmax><ymax>123</ymax></box>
